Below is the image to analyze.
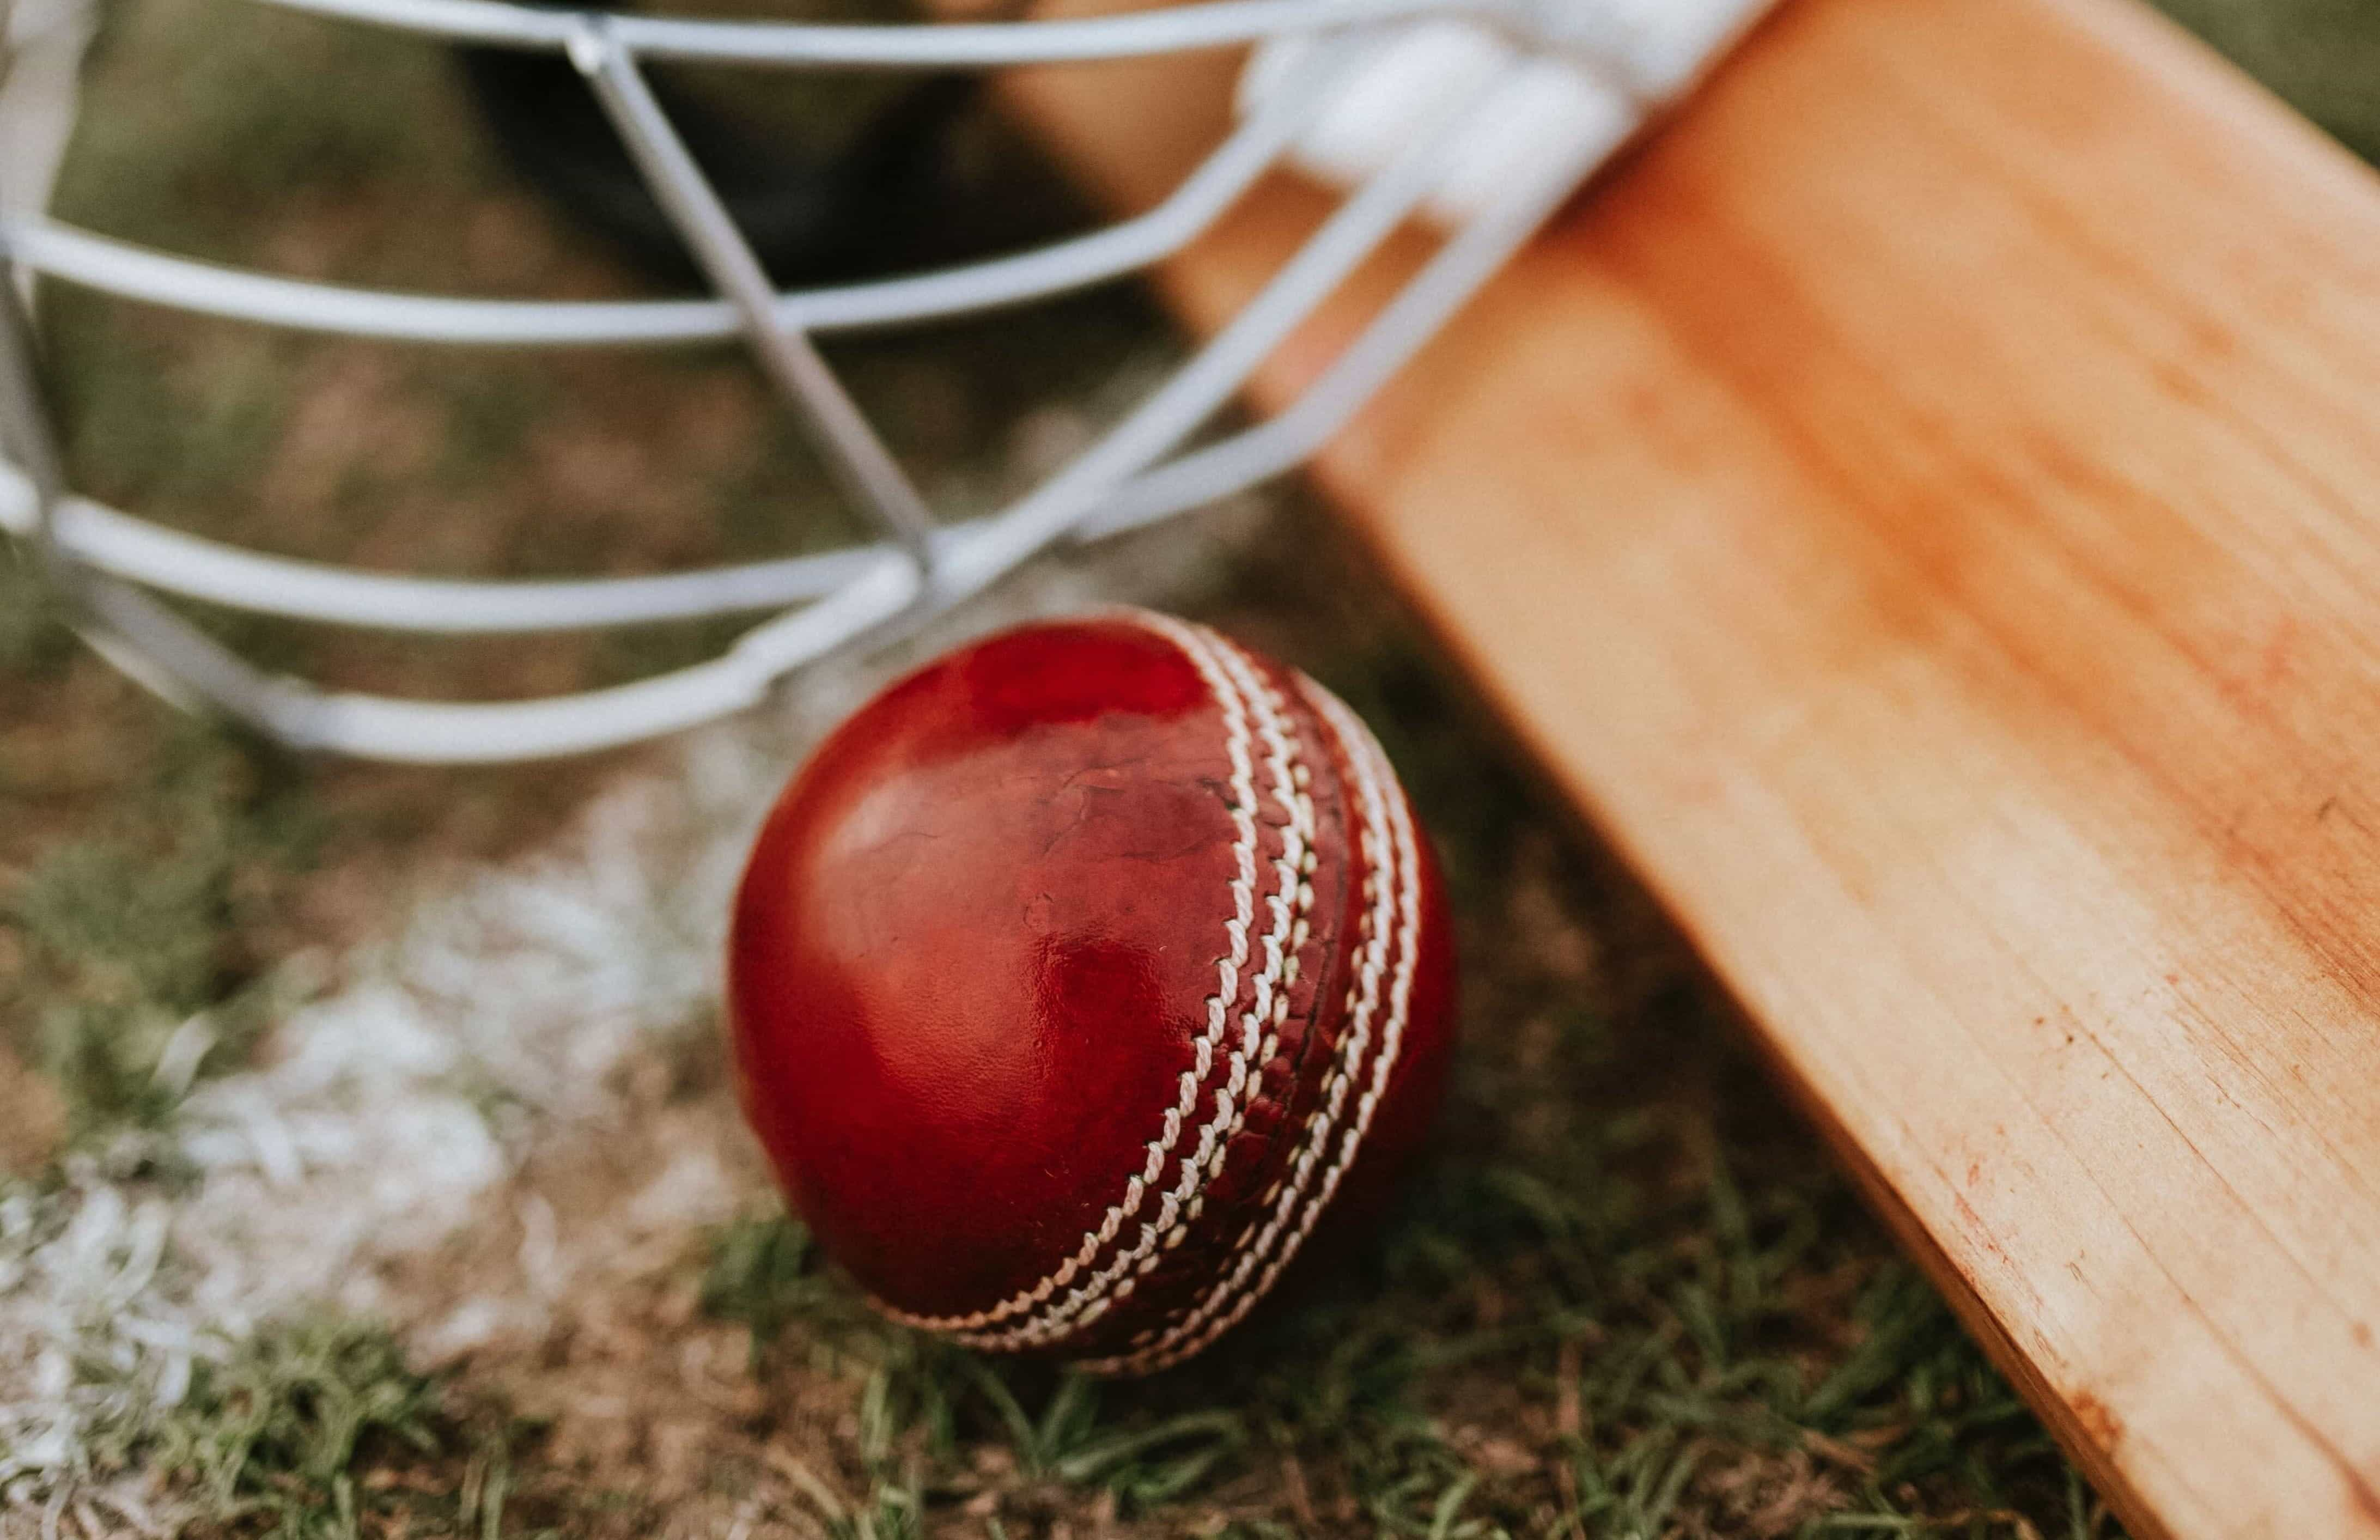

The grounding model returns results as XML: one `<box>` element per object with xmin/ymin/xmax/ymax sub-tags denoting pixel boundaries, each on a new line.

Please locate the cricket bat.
<box><xmin>1007</xmin><ymin>1</ymin><xmax>2380</xmax><ymax>1535</ymax></box>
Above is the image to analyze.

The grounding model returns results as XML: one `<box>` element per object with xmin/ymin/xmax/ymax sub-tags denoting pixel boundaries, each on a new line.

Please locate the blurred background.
<box><xmin>1</xmin><ymin>2</ymin><xmax>2376</xmax><ymax>1536</ymax></box>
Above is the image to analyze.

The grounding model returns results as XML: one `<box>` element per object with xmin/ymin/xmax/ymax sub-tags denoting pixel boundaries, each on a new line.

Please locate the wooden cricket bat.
<box><xmin>1002</xmin><ymin>1</ymin><xmax>2380</xmax><ymax>1536</ymax></box>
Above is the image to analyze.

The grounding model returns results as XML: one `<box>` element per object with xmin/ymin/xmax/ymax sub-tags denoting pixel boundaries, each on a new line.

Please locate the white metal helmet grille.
<box><xmin>0</xmin><ymin>0</ymin><xmax>1764</xmax><ymax>764</ymax></box>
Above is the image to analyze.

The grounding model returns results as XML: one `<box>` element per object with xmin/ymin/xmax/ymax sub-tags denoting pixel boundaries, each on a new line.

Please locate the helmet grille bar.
<box><xmin>570</xmin><ymin>18</ymin><xmax>941</xmax><ymax>574</ymax></box>
<box><xmin>0</xmin><ymin>33</ymin><xmax>1350</xmax><ymax>347</ymax></box>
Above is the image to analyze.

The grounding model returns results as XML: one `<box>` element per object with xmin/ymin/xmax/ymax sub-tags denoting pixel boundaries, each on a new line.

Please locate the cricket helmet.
<box><xmin>0</xmin><ymin>0</ymin><xmax>1758</xmax><ymax>762</ymax></box>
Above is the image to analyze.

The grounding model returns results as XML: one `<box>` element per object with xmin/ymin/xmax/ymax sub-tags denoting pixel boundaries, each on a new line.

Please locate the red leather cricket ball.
<box><xmin>727</xmin><ymin>609</ymin><xmax>1456</xmax><ymax>1372</ymax></box>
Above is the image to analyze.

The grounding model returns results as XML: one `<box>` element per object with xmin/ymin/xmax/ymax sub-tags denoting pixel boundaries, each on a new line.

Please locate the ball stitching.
<box><xmin>963</xmin><ymin>622</ymin><xmax>1317</xmax><ymax>1349</ymax></box>
<box><xmin>882</xmin><ymin>615</ymin><xmax>1308</xmax><ymax>1347</ymax></box>
<box><xmin>1086</xmin><ymin>681</ymin><xmax>1421</xmax><ymax>1373</ymax></box>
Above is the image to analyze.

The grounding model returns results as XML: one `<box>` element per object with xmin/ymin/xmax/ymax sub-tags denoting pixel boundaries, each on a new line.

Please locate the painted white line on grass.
<box><xmin>0</xmin><ymin>501</ymin><xmax>1261</xmax><ymax>1525</ymax></box>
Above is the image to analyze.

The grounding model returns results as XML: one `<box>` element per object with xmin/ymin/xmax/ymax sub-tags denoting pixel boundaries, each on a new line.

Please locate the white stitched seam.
<box><xmin>878</xmin><ymin>616</ymin><xmax>1309</xmax><ymax>1344</ymax></box>
<box><xmin>1084</xmin><ymin>683</ymin><xmax>1420</xmax><ymax>1374</ymax></box>
<box><xmin>1078</xmin><ymin>682</ymin><xmax>1395</xmax><ymax>1371</ymax></box>
<box><xmin>957</xmin><ymin>625</ymin><xmax>1314</xmax><ymax>1350</ymax></box>
<box><xmin>874</xmin><ymin>613</ymin><xmax>1264</xmax><ymax>1335</ymax></box>
<box><xmin>1100</xmin><ymin>691</ymin><xmax>1419</xmax><ymax>1372</ymax></box>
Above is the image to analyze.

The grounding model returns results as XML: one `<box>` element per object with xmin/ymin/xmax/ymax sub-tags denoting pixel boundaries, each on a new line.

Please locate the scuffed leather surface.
<box><xmin>729</xmin><ymin>613</ymin><xmax>1456</xmax><ymax>1361</ymax></box>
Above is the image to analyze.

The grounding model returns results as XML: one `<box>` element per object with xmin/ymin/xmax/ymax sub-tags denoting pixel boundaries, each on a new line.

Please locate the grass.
<box><xmin>7</xmin><ymin>532</ymin><xmax>2107</xmax><ymax>1538</ymax></box>
<box><xmin>2</xmin><ymin>0</ymin><xmax>2371</xmax><ymax>1533</ymax></box>
<box><xmin>2</xmin><ymin>723</ymin><xmax>308</xmax><ymax>1158</ymax></box>
<box><xmin>88</xmin><ymin>1317</ymin><xmax>593</xmax><ymax>1540</ymax></box>
<box><xmin>146</xmin><ymin>1322</ymin><xmax>446</xmax><ymax>1536</ymax></box>
<box><xmin>2153</xmin><ymin>0</ymin><xmax>2380</xmax><ymax>163</ymax></box>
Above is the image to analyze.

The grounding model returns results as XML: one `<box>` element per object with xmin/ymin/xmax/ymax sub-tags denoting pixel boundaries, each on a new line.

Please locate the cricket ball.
<box><xmin>727</xmin><ymin>610</ymin><xmax>1456</xmax><ymax>1372</ymax></box>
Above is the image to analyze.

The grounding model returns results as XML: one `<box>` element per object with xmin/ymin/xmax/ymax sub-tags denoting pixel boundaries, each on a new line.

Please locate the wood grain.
<box><xmin>1008</xmin><ymin>1</ymin><xmax>2380</xmax><ymax>1535</ymax></box>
